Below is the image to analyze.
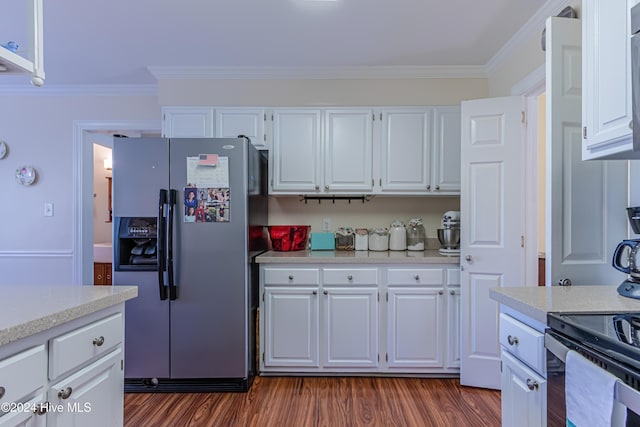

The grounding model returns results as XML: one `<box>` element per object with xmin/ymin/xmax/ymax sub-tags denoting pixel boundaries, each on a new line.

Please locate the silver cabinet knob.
<box><xmin>526</xmin><ymin>379</ymin><xmax>539</xmax><ymax>391</ymax></box>
<box><xmin>325</xmin><ymin>185</ymin><xmax>329</xmax><ymax>191</ymax></box>
<box><xmin>435</xmin><ymin>185</ymin><xmax>440</xmax><ymax>190</ymax></box>
<box><xmin>438</xmin><ymin>290</ymin><xmax>444</xmax><ymax>295</ymax></box>
<box><xmin>465</xmin><ymin>255</ymin><xmax>472</xmax><ymax>262</ymax></box>
<box><xmin>0</xmin><ymin>386</ymin><xmax>5</xmax><ymax>399</ymax></box>
<box><xmin>414</xmin><ymin>275</ymin><xmax>420</xmax><ymax>281</ymax></box>
<box><xmin>58</xmin><ymin>387</ymin><xmax>73</xmax><ymax>400</ymax></box>
<box><xmin>312</xmin><ymin>290</ymin><xmax>317</xmax><ymax>295</ymax></box>
<box><xmin>323</xmin><ymin>290</ymin><xmax>328</xmax><ymax>295</ymax></box>
<box><xmin>32</xmin><ymin>402</ymin><xmax>48</xmax><ymax>415</ymax></box>
<box><xmin>558</xmin><ymin>278</ymin><xmax>572</xmax><ymax>287</ymax></box>
<box><xmin>288</xmin><ymin>275</ymin><xmax>294</xmax><ymax>280</ymax></box>
<box><xmin>347</xmin><ymin>275</ymin><xmax>353</xmax><ymax>281</ymax></box>
<box><xmin>507</xmin><ymin>335</ymin><xmax>519</xmax><ymax>346</ymax></box>
<box><xmin>427</xmin><ymin>185</ymin><xmax>431</xmax><ymax>190</ymax></box>
<box><xmin>92</xmin><ymin>336</ymin><xmax>105</xmax><ymax>347</ymax></box>
<box><xmin>450</xmin><ymin>290</ymin><xmax>456</xmax><ymax>295</ymax></box>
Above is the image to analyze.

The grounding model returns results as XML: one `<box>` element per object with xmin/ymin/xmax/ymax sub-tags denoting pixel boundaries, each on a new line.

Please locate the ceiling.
<box><xmin>1</xmin><ymin>0</ymin><xmax>556</xmax><ymax>87</ymax></box>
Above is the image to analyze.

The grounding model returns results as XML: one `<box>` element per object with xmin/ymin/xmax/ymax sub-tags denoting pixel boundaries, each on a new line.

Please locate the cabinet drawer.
<box><xmin>0</xmin><ymin>345</ymin><xmax>46</xmax><ymax>408</ymax></box>
<box><xmin>49</xmin><ymin>313</ymin><xmax>123</xmax><ymax>380</ymax></box>
<box><xmin>263</xmin><ymin>268</ymin><xmax>320</xmax><ymax>285</ymax></box>
<box><xmin>499</xmin><ymin>313</ymin><xmax>545</xmax><ymax>375</ymax></box>
<box><xmin>387</xmin><ymin>268</ymin><xmax>444</xmax><ymax>285</ymax></box>
<box><xmin>323</xmin><ymin>268</ymin><xmax>377</xmax><ymax>285</ymax></box>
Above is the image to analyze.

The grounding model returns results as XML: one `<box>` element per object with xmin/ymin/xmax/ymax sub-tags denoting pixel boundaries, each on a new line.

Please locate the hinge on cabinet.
<box><xmin>378</xmin><ymin>354</ymin><xmax>380</xmax><ymax>362</ymax></box>
<box><xmin>264</xmin><ymin>134</ymin><xmax>266</xmax><ymax>142</ymax></box>
<box><xmin>521</xmin><ymin>111</ymin><xmax>526</xmax><ymax>124</ymax></box>
<box><xmin>271</xmin><ymin>114</ymin><xmax>274</xmax><ymax>121</ymax></box>
<box><xmin>583</xmin><ymin>126</ymin><xmax>587</xmax><ymax>140</ymax></box>
<box><xmin>262</xmin><ymin>352</ymin><xmax>265</xmax><ymax>362</ymax></box>
<box><xmin>379</xmin><ymin>178</ymin><xmax>382</xmax><ymax>187</ymax></box>
<box><xmin>386</xmin><ymin>353</ymin><xmax>388</xmax><ymax>362</ymax></box>
<box><xmin>521</xmin><ymin>235</ymin><xmax>525</xmax><ymax>248</ymax></box>
<box><xmin>262</xmin><ymin>291</ymin><xmax>264</xmax><ymax>302</ymax></box>
<box><xmin>264</xmin><ymin>113</ymin><xmax>267</xmax><ymax>121</ymax></box>
<box><xmin>372</xmin><ymin>113</ymin><xmax>375</xmax><ymax>121</ymax></box>
<box><xmin>379</xmin><ymin>113</ymin><xmax>382</xmax><ymax>121</ymax></box>
<box><xmin>385</xmin><ymin>292</ymin><xmax>388</xmax><ymax>302</ymax></box>
<box><xmin>121</xmin><ymin>360</ymin><xmax>124</xmax><ymax>371</ymax></box>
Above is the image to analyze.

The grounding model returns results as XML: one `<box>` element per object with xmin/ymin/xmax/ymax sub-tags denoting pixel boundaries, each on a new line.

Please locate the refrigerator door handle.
<box><xmin>157</xmin><ymin>189</ymin><xmax>168</xmax><ymax>300</ymax></box>
<box><xmin>168</xmin><ymin>189</ymin><xmax>177</xmax><ymax>300</ymax></box>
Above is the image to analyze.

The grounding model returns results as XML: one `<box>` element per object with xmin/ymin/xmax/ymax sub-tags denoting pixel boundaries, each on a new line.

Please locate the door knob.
<box><xmin>558</xmin><ymin>278</ymin><xmax>572</xmax><ymax>286</ymax></box>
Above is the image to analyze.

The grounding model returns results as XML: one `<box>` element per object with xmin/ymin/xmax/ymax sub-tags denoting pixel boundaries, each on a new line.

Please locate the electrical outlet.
<box><xmin>322</xmin><ymin>218</ymin><xmax>331</xmax><ymax>232</ymax></box>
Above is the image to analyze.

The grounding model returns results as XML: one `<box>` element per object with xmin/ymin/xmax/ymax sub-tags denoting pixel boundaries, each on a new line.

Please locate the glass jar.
<box><xmin>406</xmin><ymin>218</ymin><xmax>426</xmax><ymax>251</ymax></box>
<box><xmin>368</xmin><ymin>228</ymin><xmax>389</xmax><ymax>251</ymax></box>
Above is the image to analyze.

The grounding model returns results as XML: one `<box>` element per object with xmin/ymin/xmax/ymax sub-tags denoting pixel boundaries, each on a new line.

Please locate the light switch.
<box><xmin>44</xmin><ymin>203</ymin><xmax>53</xmax><ymax>217</ymax></box>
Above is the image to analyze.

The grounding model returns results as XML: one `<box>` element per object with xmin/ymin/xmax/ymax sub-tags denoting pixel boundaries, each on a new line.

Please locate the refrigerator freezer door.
<box><xmin>168</xmin><ymin>138</ymin><xmax>249</xmax><ymax>379</ymax></box>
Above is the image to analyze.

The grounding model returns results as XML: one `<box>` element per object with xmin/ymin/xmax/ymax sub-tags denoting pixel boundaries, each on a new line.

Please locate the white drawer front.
<box><xmin>323</xmin><ymin>268</ymin><xmax>378</xmax><ymax>285</ymax></box>
<box><xmin>499</xmin><ymin>313</ymin><xmax>545</xmax><ymax>375</ymax></box>
<box><xmin>0</xmin><ymin>345</ymin><xmax>46</xmax><ymax>408</ymax></box>
<box><xmin>49</xmin><ymin>313</ymin><xmax>123</xmax><ymax>380</ymax></box>
<box><xmin>263</xmin><ymin>268</ymin><xmax>320</xmax><ymax>285</ymax></box>
<box><xmin>387</xmin><ymin>268</ymin><xmax>444</xmax><ymax>285</ymax></box>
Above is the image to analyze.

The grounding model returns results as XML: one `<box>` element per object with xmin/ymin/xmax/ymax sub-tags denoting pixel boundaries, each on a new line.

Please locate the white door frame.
<box><xmin>511</xmin><ymin>64</ymin><xmax>546</xmax><ymax>287</ymax></box>
<box><xmin>72</xmin><ymin>120</ymin><xmax>160</xmax><ymax>285</ymax></box>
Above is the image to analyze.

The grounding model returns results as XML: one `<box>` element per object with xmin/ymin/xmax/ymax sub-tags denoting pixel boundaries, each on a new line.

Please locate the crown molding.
<box><xmin>147</xmin><ymin>65</ymin><xmax>488</xmax><ymax>80</ymax></box>
<box><xmin>485</xmin><ymin>0</ymin><xmax>573</xmax><ymax>75</ymax></box>
<box><xmin>0</xmin><ymin>84</ymin><xmax>157</xmax><ymax>96</ymax></box>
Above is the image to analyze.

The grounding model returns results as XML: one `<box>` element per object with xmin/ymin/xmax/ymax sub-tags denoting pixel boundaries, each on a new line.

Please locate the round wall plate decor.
<box><xmin>0</xmin><ymin>141</ymin><xmax>7</xmax><ymax>159</ymax></box>
<box><xmin>15</xmin><ymin>166</ymin><xmax>37</xmax><ymax>186</ymax></box>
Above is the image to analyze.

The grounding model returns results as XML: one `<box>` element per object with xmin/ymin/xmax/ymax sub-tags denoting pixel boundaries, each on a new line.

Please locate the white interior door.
<box><xmin>546</xmin><ymin>16</ymin><xmax>629</xmax><ymax>286</ymax></box>
<box><xmin>460</xmin><ymin>96</ymin><xmax>526</xmax><ymax>389</ymax></box>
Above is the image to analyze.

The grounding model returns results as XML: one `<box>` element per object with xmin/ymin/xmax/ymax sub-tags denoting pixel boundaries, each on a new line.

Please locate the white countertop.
<box><xmin>0</xmin><ymin>285</ymin><xmax>138</xmax><ymax>346</ymax></box>
<box><xmin>490</xmin><ymin>285</ymin><xmax>640</xmax><ymax>324</ymax></box>
<box><xmin>256</xmin><ymin>249</ymin><xmax>460</xmax><ymax>264</ymax></box>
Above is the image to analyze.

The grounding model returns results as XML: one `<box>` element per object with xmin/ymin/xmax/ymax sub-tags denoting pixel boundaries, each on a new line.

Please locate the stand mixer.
<box><xmin>437</xmin><ymin>211</ymin><xmax>460</xmax><ymax>255</ymax></box>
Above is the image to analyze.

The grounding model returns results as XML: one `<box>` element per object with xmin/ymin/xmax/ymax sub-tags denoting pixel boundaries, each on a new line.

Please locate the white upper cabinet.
<box><xmin>162</xmin><ymin>107</ymin><xmax>214</xmax><ymax>138</ymax></box>
<box><xmin>433</xmin><ymin>107</ymin><xmax>461</xmax><ymax>192</ymax></box>
<box><xmin>215</xmin><ymin>108</ymin><xmax>268</xmax><ymax>150</ymax></box>
<box><xmin>324</xmin><ymin>109</ymin><xmax>374</xmax><ymax>193</ymax></box>
<box><xmin>270</xmin><ymin>109</ymin><xmax>322</xmax><ymax>193</ymax></box>
<box><xmin>379</xmin><ymin>108</ymin><xmax>433</xmax><ymax>193</ymax></box>
<box><xmin>270</xmin><ymin>108</ymin><xmax>374</xmax><ymax>194</ymax></box>
<box><xmin>582</xmin><ymin>0</ymin><xmax>639</xmax><ymax>159</ymax></box>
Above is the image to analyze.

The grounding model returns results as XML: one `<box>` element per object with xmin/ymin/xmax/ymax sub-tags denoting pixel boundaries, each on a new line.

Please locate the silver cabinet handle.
<box><xmin>324</xmin><ymin>185</ymin><xmax>329</xmax><ymax>191</ymax></box>
<box><xmin>312</xmin><ymin>290</ymin><xmax>317</xmax><ymax>295</ymax></box>
<box><xmin>0</xmin><ymin>386</ymin><xmax>5</xmax><ymax>399</ymax></box>
<box><xmin>32</xmin><ymin>403</ymin><xmax>48</xmax><ymax>415</ymax></box>
<box><xmin>427</xmin><ymin>185</ymin><xmax>431</xmax><ymax>190</ymax></box>
<box><xmin>414</xmin><ymin>275</ymin><xmax>420</xmax><ymax>281</ymax></box>
<box><xmin>315</xmin><ymin>185</ymin><xmax>319</xmax><ymax>191</ymax></box>
<box><xmin>465</xmin><ymin>255</ymin><xmax>472</xmax><ymax>262</ymax></box>
<box><xmin>507</xmin><ymin>335</ymin><xmax>519</xmax><ymax>346</ymax></box>
<box><xmin>526</xmin><ymin>379</ymin><xmax>539</xmax><ymax>391</ymax></box>
<box><xmin>323</xmin><ymin>290</ymin><xmax>328</xmax><ymax>295</ymax></box>
<box><xmin>435</xmin><ymin>185</ymin><xmax>440</xmax><ymax>190</ymax></box>
<box><xmin>438</xmin><ymin>290</ymin><xmax>444</xmax><ymax>295</ymax></box>
<box><xmin>347</xmin><ymin>275</ymin><xmax>353</xmax><ymax>281</ymax></box>
<box><xmin>288</xmin><ymin>275</ymin><xmax>294</xmax><ymax>280</ymax></box>
<box><xmin>58</xmin><ymin>387</ymin><xmax>73</xmax><ymax>400</ymax></box>
<box><xmin>450</xmin><ymin>290</ymin><xmax>456</xmax><ymax>295</ymax></box>
<box><xmin>93</xmin><ymin>336</ymin><xmax>105</xmax><ymax>347</ymax></box>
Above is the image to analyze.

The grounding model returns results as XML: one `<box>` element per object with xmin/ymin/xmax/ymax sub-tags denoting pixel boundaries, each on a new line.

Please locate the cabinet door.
<box><xmin>324</xmin><ymin>109</ymin><xmax>374</xmax><ymax>193</ymax></box>
<box><xmin>0</xmin><ymin>394</ymin><xmax>47</xmax><ymax>427</ymax></box>
<box><xmin>433</xmin><ymin>107</ymin><xmax>461</xmax><ymax>193</ymax></box>
<box><xmin>270</xmin><ymin>109</ymin><xmax>322</xmax><ymax>193</ymax></box>
<box><xmin>215</xmin><ymin>108</ymin><xmax>268</xmax><ymax>150</ymax></box>
<box><xmin>162</xmin><ymin>107</ymin><xmax>214</xmax><ymax>138</ymax></box>
<box><xmin>379</xmin><ymin>108</ymin><xmax>433</xmax><ymax>193</ymax></box>
<box><xmin>386</xmin><ymin>287</ymin><xmax>444</xmax><ymax>368</ymax></box>
<box><xmin>322</xmin><ymin>287</ymin><xmax>378</xmax><ymax>368</ymax></box>
<box><xmin>501</xmin><ymin>350</ymin><xmax>546</xmax><ymax>427</ymax></box>
<box><xmin>47</xmin><ymin>347</ymin><xmax>123</xmax><ymax>427</ymax></box>
<box><xmin>582</xmin><ymin>0</ymin><xmax>635</xmax><ymax>159</ymax></box>
<box><xmin>263</xmin><ymin>287</ymin><xmax>319</xmax><ymax>368</ymax></box>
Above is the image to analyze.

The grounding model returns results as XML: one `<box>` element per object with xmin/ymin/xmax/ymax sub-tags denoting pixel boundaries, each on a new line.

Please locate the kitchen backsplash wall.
<box><xmin>268</xmin><ymin>196</ymin><xmax>460</xmax><ymax>238</ymax></box>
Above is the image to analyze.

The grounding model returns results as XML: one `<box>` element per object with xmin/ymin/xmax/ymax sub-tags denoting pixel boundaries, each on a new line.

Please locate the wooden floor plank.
<box><xmin>124</xmin><ymin>377</ymin><xmax>501</xmax><ymax>427</ymax></box>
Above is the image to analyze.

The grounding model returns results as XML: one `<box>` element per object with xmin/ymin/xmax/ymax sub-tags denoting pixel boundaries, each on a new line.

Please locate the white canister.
<box><xmin>355</xmin><ymin>228</ymin><xmax>369</xmax><ymax>251</ymax></box>
<box><xmin>389</xmin><ymin>220</ymin><xmax>406</xmax><ymax>251</ymax></box>
<box><xmin>368</xmin><ymin>228</ymin><xmax>389</xmax><ymax>251</ymax></box>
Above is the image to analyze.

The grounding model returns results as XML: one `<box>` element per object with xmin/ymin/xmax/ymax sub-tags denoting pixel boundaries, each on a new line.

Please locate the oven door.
<box><xmin>545</xmin><ymin>331</ymin><xmax>640</xmax><ymax>426</ymax></box>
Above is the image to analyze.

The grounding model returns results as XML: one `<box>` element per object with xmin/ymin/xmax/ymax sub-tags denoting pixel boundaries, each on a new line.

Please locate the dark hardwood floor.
<box><xmin>124</xmin><ymin>377</ymin><xmax>501</xmax><ymax>426</ymax></box>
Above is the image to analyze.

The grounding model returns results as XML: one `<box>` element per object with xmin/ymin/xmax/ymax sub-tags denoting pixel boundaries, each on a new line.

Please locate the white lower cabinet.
<box><xmin>260</xmin><ymin>264</ymin><xmax>459</xmax><ymax>375</ymax></box>
<box><xmin>0</xmin><ymin>305</ymin><xmax>125</xmax><ymax>427</ymax></box>
<box><xmin>499</xmin><ymin>310</ymin><xmax>547</xmax><ymax>427</ymax></box>
<box><xmin>501</xmin><ymin>350</ymin><xmax>547</xmax><ymax>427</ymax></box>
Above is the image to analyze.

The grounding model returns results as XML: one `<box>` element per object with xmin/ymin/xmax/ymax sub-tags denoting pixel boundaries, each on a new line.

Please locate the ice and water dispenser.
<box><xmin>114</xmin><ymin>217</ymin><xmax>158</xmax><ymax>271</ymax></box>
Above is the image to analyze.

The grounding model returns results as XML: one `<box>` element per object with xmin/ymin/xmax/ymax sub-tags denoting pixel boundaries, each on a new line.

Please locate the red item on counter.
<box><xmin>268</xmin><ymin>225</ymin><xmax>310</xmax><ymax>251</ymax></box>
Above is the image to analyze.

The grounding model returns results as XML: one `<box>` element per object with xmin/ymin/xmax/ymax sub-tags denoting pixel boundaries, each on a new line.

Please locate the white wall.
<box><xmin>0</xmin><ymin>93</ymin><xmax>160</xmax><ymax>285</ymax></box>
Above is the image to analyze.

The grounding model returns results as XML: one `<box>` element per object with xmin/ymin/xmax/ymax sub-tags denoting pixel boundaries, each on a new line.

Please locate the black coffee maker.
<box><xmin>615</xmin><ymin>207</ymin><xmax>640</xmax><ymax>298</ymax></box>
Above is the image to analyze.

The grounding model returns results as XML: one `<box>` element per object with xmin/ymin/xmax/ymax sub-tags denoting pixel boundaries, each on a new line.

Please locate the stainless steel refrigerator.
<box><xmin>112</xmin><ymin>137</ymin><xmax>268</xmax><ymax>392</ymax></box>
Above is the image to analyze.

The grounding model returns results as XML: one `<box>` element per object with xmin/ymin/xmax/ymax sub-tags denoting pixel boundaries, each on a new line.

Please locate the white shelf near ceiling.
<box><xmin>0</xmin><ymin>0</ymin><xmax>44</xmax><ymax>86</ymax></box>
